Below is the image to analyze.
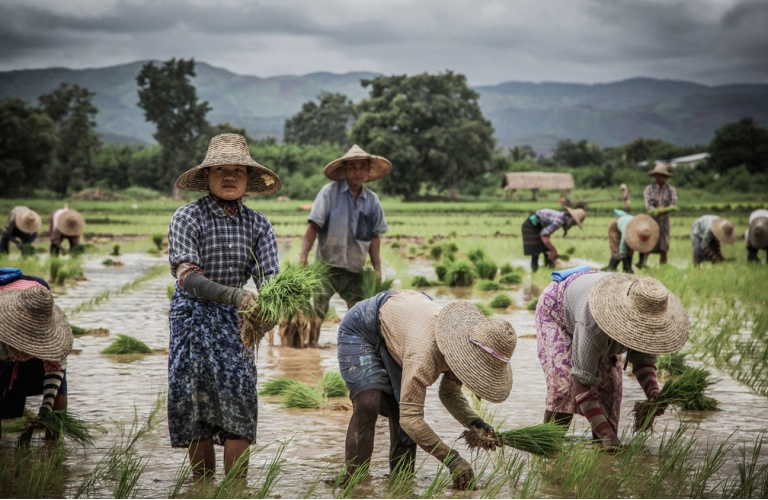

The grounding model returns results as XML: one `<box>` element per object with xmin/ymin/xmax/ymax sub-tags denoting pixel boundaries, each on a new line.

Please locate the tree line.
<box><xmin>2</xmin><ymin>58</ymin><xmax>767</xmax><ymax>200</ymax></box>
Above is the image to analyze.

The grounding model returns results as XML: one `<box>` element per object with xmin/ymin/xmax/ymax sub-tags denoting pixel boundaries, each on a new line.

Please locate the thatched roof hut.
<box><xmin>501</xmin><ymin>172</ymin><xmax>574</xmax><ymax>200</ymax></box>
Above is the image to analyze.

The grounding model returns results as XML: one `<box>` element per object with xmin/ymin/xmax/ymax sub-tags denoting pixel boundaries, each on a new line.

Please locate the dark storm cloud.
<box><xmin>0</xmin><ymin>0</ymin><xmax>765</xmax><ymax>85</ymax></box>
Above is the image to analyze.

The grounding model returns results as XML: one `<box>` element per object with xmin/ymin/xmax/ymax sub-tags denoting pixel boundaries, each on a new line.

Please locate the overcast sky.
<box><xmin>1</xmin><ymin>0</ymin><xmax>766</xmax><ymax>86</ymax></box>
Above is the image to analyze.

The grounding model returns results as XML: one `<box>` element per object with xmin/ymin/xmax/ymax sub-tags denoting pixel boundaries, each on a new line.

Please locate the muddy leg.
<box><xmin>223</xmin><ymin>438</ymin><xmax>250</xmax><ymax>477</ymax></box>
<box><xmin>344</xmin><ymin>389</ymin><xmax>381</xmax><ymax>481</ymax></box>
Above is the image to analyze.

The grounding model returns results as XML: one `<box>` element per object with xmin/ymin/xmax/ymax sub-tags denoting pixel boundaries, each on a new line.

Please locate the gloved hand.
<box><xmin>649</xmin><ymin>208</ymin><xmax>659</xmax><ymax>217</ymax></box>
<box><xmin>541</xmin><ymin>236</ymin><xmax>559</xmax><ymax>263</ymax></box>
<box><xmin>443</xmin><ymin>449</ymin><xmax>475</xmax><ymax>490</ymax></box>
<box><xmin>239</xmin><ymin>293</ymin><xmax>276</xmax><ymax>335</ymax></box>
<box><xmin>575</xmin><ymin>390</ymin><xmax>620</xmax><ymax>451</ymax></box>
<box><xmin>468</xmin><ymin>418</ymin><xmax>497</xmax><ymax>451</ymax></box>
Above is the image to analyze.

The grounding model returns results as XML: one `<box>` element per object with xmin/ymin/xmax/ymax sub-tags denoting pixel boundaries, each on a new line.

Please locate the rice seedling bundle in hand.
<box><xmin>633</xmin><ymin>367</ymin><xmax>719</xmax><ymax>433</ymax></box>
<box><xmin>241</xmin><ymin>262</ymin><xmax>325</xmax><ymax>350</ymax></box>
<box><xmin>17</xmin><ymin>410</ymin><xmax>104</xmax><ymax>449</ymax></box>
<box><xmin>462</xmin><ymin>422</ymin><xmax>565</xmax><ymax>458</ymax></box>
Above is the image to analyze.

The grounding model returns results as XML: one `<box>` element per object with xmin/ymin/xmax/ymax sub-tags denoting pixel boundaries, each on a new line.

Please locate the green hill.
<box><xmin>2</xmin><ymin>61</ymin><xmax>766</xmax><ymax>153</ymax></box>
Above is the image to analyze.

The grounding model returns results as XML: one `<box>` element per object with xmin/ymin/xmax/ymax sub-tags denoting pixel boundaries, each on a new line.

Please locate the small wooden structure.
<box><xmin>502</xmin><ymin>172</ymin><xmax>575</xmax><ymax>201</ymax></box>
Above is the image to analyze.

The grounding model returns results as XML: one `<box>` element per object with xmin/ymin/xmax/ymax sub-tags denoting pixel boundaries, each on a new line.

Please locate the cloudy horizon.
<box><xmin>1</xmin><ymin>0</ymin><xmax>766</xmax><ymax>87</ymax></box>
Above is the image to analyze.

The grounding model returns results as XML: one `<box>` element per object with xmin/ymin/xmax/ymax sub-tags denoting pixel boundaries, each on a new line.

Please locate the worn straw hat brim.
<box><xmin>323</xmin><ymin>145</ymin><xmax>392</xmax><ymax>182</ymax></box>
<box><xmin>711</xmin><ymin>217</ymin><xmax>738</xmax><ymax>245</ymax></box>
<box><xmin>16</xmin><ymin>207</ymin><xmax>42</xmax><ymax>234</ymax></box>
<box><xmin>0</xmin><ymin>288</ymin><xmax>73</xmax><ymax>361</ymax></box>
<box><xmin>59</xmin><ymin>210</ymin><xmax>85</xmax><ymax>237</ymax></box>
<box><xmin>589</xmin><ymin>274</ymin><xmax>688</xmax><ymax>355</ymax></box>
<box><xmin>564</xmin><ymin>206</ymin><xmax>585</xmax><ymax>230</ymax></box>
<box><xmin>647</xmin><ymin>163</ymin><xmax>674</xmax><ymax>178</ymax></box>
<box><xmin>436</xmin><ymin>302</ymin><xmax>515</xmax><ymax>403</ymax></box>
<box><xmin>625</xmin><ymin>214</ymin><xmax>659</xmax><ymax>253</ymax></box>
<box><xmin>176</xmin><ymin>134</ymin><xmax>282</xmax><ymax>195</ymax></box>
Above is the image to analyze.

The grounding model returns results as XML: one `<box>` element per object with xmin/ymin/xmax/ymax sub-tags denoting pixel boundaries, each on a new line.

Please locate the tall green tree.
<box><xmin>284</xmin><ymin>92</ymin><xmax>355</xmax><ymax>146</ymax></box>
<box><xmin>137</xmin><ymin>58</ymin><xmax>211</xmax><ymax>195</ymax></box>
<box><xmin>0</xmin><ymin>99</ymin><xmax>56</xmax><ymax>196</ymax></box>
<box><xmin>350</xmin><ymin>71</ymin><xmax>495</xmax><ymax>200</ymax></box>
<box><xmin>709</xmin><ymin>118</ymin><xmax>768</xmax><ymax>175</ymax></box>
<box><xmin>552</xmin><ymin>138</ymin><xmax>603</xmax><ymax>167</ymax></box>
<box><xmin>38</xmin><ymin>83</ymin><xmax>101</xmax><ymax>196</ymax></box>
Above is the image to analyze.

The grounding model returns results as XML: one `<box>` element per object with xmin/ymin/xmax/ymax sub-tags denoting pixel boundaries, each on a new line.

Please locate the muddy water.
<box><xmin>3</xmin><ymin>253</ymin><xmax>768</xmax><ymax>498</ymax></box>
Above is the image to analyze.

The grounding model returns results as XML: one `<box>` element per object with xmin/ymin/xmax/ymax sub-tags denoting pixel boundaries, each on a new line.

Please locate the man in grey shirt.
<box><xmin>299</xmin><ymin>145</ymin><xmax>391</xmax><ymax>346</ymax></box>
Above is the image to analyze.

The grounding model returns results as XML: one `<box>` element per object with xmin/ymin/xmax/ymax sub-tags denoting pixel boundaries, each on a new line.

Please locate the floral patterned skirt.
<box><xmin>168</xmin><ymin>285</ymin><xmax>258</xmax><ymax>447</ymax></box>
<box><xmin>535</xmin><ymin>272</ymin><xmax>622</xmax><ymax>432</ymax></box>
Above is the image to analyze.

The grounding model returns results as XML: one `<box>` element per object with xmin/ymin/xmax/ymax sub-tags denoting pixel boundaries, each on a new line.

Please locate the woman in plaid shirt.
<box><xmin>167</xmin><ymin>134</ymin><xmax>282</xmax><ymax>479</ymax></box>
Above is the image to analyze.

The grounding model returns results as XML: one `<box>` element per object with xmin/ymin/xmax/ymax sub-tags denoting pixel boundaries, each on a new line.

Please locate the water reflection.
<box><xmin>1</xmin><ymin>253</ymin><xmax>766</xmax><ymax>498</ymax></box>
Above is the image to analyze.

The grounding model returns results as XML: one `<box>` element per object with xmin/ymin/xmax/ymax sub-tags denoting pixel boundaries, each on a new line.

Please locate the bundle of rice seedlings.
<box><xmin>283</xmin><ymin>381</ymin><xmax>326</xmax><ymax>409</ymax></box>
<box><xmin>489</xmin><ymin>293</ymin><xmax>513</xmax><ymax>309</ymax></box>
<box><xmin>241</xmin><ymin>262</ymin><xmax>325</xmax><ymax>350</ymax></box>
<box><xmin>411</xmin><ymin>276</ymin><xmax>435</xmax><ymax>287</ymax></box>
<box><xmin>260</xmin><ymin>377</ymin><xmax>302</xmax><ymax>396</ymax></box>
<box><xmin>101</xmin><ymin>334</ymin><xmax>152</xmax><ymax>355</ymax></box>
<box><xmin>17</xmin><ymin>410</ymin><xmax>104</xmax><ymax>448</ymax></box>
<box><xmin>499</xmin><ymin>272</ymin><xmax>523</xmax><ymax>285</ymax></box>
<box><xmin>71</xmin><ymin>325</ymin><xmax>109</xmax><ymax>336</ymax></box>
<box><xmin>632</xmin><ymin>367</ymin><xmax>719</xmax><ymax>433</ymax></box>
<box><xmin>320</xmin><ymin>371</ymin><xmax>348</xmax><ymax>398</ymax></box>
<box><xmin>657</xmin><ymin>352</ymin><xmax>688</xmax><ymax>378</ymax></box>
<box><xmin>462</xmin><ymin>422</ymin><xmax>565</xmax><ymax>458</ymax></box>
<box><xmin>360</xmin><ymin>266</ymin><xmax>394</xmax><ymax>299</ymax></box>
<box><xmin>445</xmin><ymin>260</ymin><xmax>475</xmax><ymax>287</ymax></box>
<box><xmin>477</xmin><ymin>280</ymin><xmax>502</xmax><ymax>292</ymax></box>
<box><xmin>435</xmin><ymin>263</ymin><xmax>448</xmax><ymax>281</ymax></box>
<box><xmin>473</xmin><ymin>257</ymin><xmax>498</xmax><ymax>281</ymax></box>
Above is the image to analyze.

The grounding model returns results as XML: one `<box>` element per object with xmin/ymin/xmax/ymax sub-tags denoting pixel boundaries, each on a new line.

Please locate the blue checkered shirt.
<box><xmin>168</xmin><ymin>195</ymin><xmax>279</xmax><ymax>288</ymax></box>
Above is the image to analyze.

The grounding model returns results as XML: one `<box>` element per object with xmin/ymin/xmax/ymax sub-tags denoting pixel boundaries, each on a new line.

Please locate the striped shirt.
<box><xmin>308</xmin><ymin>180</ymin><xmax>387</xmax><ymax>273</ymax></box>
<box><xmin>168</xmin><ymin>195</ymin><xmax>279</xmax><ymax>288</ymax></box>
<box><xmin>564</xmin><ymin>272</ymin><xmax>656</xmax><ymax>387</ymax></box>
<box><xmin>535</xmin><ymin>209</ymin><xmax>566</xmax><ymax>237</ymax></box>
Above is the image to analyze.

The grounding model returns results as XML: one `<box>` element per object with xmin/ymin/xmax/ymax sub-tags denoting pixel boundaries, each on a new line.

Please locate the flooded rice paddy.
<box><xmin>2</xmin><ymin>252</ymin><xmax>768</xmax><ymax>498</ymax></box>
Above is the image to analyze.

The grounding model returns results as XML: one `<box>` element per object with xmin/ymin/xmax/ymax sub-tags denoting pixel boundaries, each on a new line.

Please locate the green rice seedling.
<box><xmin>473</xmin><ymin>256</ymin><xmax>498</xmax><ymax>280</ymax></box>
<box><xmin>68</xmin><ymin>264</ymin><xmax>166</xmax><ymax>315</ymax></box>
<box><xmin>657</xmin><ymin>352</ymin><xmax>688</xmax><ymax>378</ymax></box>
<box><xmin>112</xmin><ymin>452</ymin><xmax>149</xmax><ymax>498</ymax></box>
<box><xmin>499</xmin><ymin>271</ymin><xmax>523</xmax><ymax>285</ymax></box>
<box><xmin>499</xmin><ymin>263</ymin><xmax>514</xmax><ymax>275</ymax></box>
<box><xmin>565</xmin><ymin>246</ymin><xmax>575</xmax><ymax>255</ymax></box>
<box><xmin>360</xmin><ymin>265</ymin><xmax>394</xmax><ymax>299</ymax></box>
<box><xmin>686</xmin><ymin>434</ymin><xmax>735</xmax><ymax>498</ymax></box>
<box><xmin>463</xmin><ymin>422</ymin><xmax>565</xmax><ymax>458</ymax></box>
<box><xmin>12</xmin><ymin>445</ymin><xmax>68</xmax><ymax>499</ymax></box>
<box><xmin>434</xmin><ymin>263</ymin><xmax>448</xmax><ymax>281</ymax></box>
<box><xmin>489</xmin><ymin>293</ymin><xmax>513</xmax><ymax>309</ymax></box>
<box><xmin>474</xmin><ymin>302</ymin><xmax>493</xmax><ymax>317</ymax></box>
<box><xmin>319</xmin><ymin>370</ymin><xmax>348</xmax><ymax>398</ymax></box>
<box><xmin>386</xmin><ymin>453</ymin><xmax>417</xmax><ymax>498</ymax></box>
<box><xmin>101</xmin><ymin>334</ymin><xmax>153</xmax><ymax>355</ymax></box>
<box><xmin>527</xmin><ymin>298</ymin><xmax>539</xmax><ymax>311</ymax></box>
<box><xmin>302</xmin><ymin>462</ymin><xmax>337</xmax><ymax>499</ymax></box>
<box><xmin>467</xmin><ymin>248</ymin><xmax>486</xmax><ymax>262</ymax></box>
<box><xmin>411</xmin><ymin>276</ymin><xmax>435</xmax><ymax>287</ymax></box>
<box><xmin>444</xmin><ymin>260</ymin><xmax>475</xmax><ymax>287</ymax></box>
<box><xmin>259</xmin><ymin>377</ymin><xmax>301</xmax><ymax>396</ymax></box>
<box><xmin>633</xmin><ymin>367</ymin><xmax>719</xmax><ymax>433</ymax></box>
<box><xmin>152</xmin><ymin>233</ymin><xmax>164</xmax><ymax>250</ymax></box>
<box><xmin>168</xmin><ymin>458</ymin><xmax>193</xmax><ymax>498</ymax></box>
<box><xmin>429</xmin><ymin>245</ymin><xmax>443</xmax><ymax>260</ymax></box>
<box><xmin>476</xmin><ymin>280</ymin><xmax>502</xmax><ymax>291</ymax></box>
<box><xmin>242</xmin><ymin>262</ymin><xmax>324</xmax><ymax>350</ymax></box>
<box><xmin>17</xmin><ymin>410</ymin><xmax>105</xmax><ymax>449</ymax></box>
<box><xmin>102</xmin><ymin>258</ymin><xmax>115</xmax><ymax>266</ymax></box>
<box><xmin>329</xmin><ymin>461</ymin><xmax>370</xmax><ymax>499</ymax></box>
<box><xmin>70</xmin><ymin>244</ymin><xmax>87</xmax><ymax>257</ymax></box>
<box><xmin>21</xmin><ymin>243</ymin><xmax>36</xmax><ymax>258</ymax></box>
<box><xmin>282</xmin><ymin>381</ymin><xmax>326</xmax><ymax>409</ymax></box>
<box><xmin>421</xmin><ymin>459</ymin><xmax>455</xmax><ymax>498</ymax></box>
<box><xmin>252</xmin><ymin>440</ymin><xmax>290</xmax><ymax>499</ymax></box>
<box><xmin>111</xmin><ymin>244</ymin><xmax>121</xmax><ymax>256</ymax></box>
<box><xmin>724</xmin><ymin>430</ymin><xmax>768</xmax><ymax>498</ymax></box>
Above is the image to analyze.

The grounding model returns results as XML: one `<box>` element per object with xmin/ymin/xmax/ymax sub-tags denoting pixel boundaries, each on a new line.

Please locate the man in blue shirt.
<box><xmin>299</xmin><ymin>145</ymin><xmax>391</xmax><ymax>346</ymax></box>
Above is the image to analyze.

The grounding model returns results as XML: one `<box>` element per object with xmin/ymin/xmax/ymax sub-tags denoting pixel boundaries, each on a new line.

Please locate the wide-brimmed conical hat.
<box><xmin>323</xmin><ymin>145</ymin><xmax>392</xmax><ymax>182</ymax></box>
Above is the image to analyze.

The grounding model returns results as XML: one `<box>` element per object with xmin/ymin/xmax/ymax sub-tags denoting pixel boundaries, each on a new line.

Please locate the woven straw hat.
<box><xmin>436</xmin><ymin>301</ymin><xmax>516</xmax><ymax>403</ymax></box>
<box><xmin>711</xmin><ymin>217</ymin><xmax>738</xmax><ymax>245</ymax></box>
<box><xmin>58</xmin><ymin>209</ymin><xmax>85</xmax><ymax>237</ymax></box>
<box><xmin>748</xmin><ymin>217</ymin><xmax>768</xmax><ymax>248</ymax></box>
<box><xmin>15</xmin><ymin>207</ymin><xmax>41</xmax><ymax>234</ymax></box>
<box><xmin>323</xmin><ymin>145</ymin><xmax>392</xmax><ymax>182</ymax></box>
<box><xmin>589</xmin><ymin>274</ymin><xmax>688</xmax><ymax>355</ymax></box>
<box><xmin>564</xmin><ymin>206</ymin><xmax>586</xmax><ymax>230</ymax></box>
<box><xmin>647</xmin><ymin>162</ymin><xmax>674</xmax><ymax>178</ymax></box>
<box><xmin>625</xmin><ymin>214</ymin><xmax>659</xmax><ymax>253</ymax></box>
<box><xmin>0</xmin><ymin>287</ymin><xmax>73</xmax><ymax>361</ymax></box>
<box><xmin>175</xmin><ymin>134</ymin><xmax>282</xmax><ymax>195</ymax></box>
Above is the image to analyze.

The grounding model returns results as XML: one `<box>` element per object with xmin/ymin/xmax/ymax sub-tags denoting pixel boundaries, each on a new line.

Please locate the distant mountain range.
<box><xmin>2</xmin><ymin>61</ymin><xmax>767</xmax><ymax>153</ymax></box>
